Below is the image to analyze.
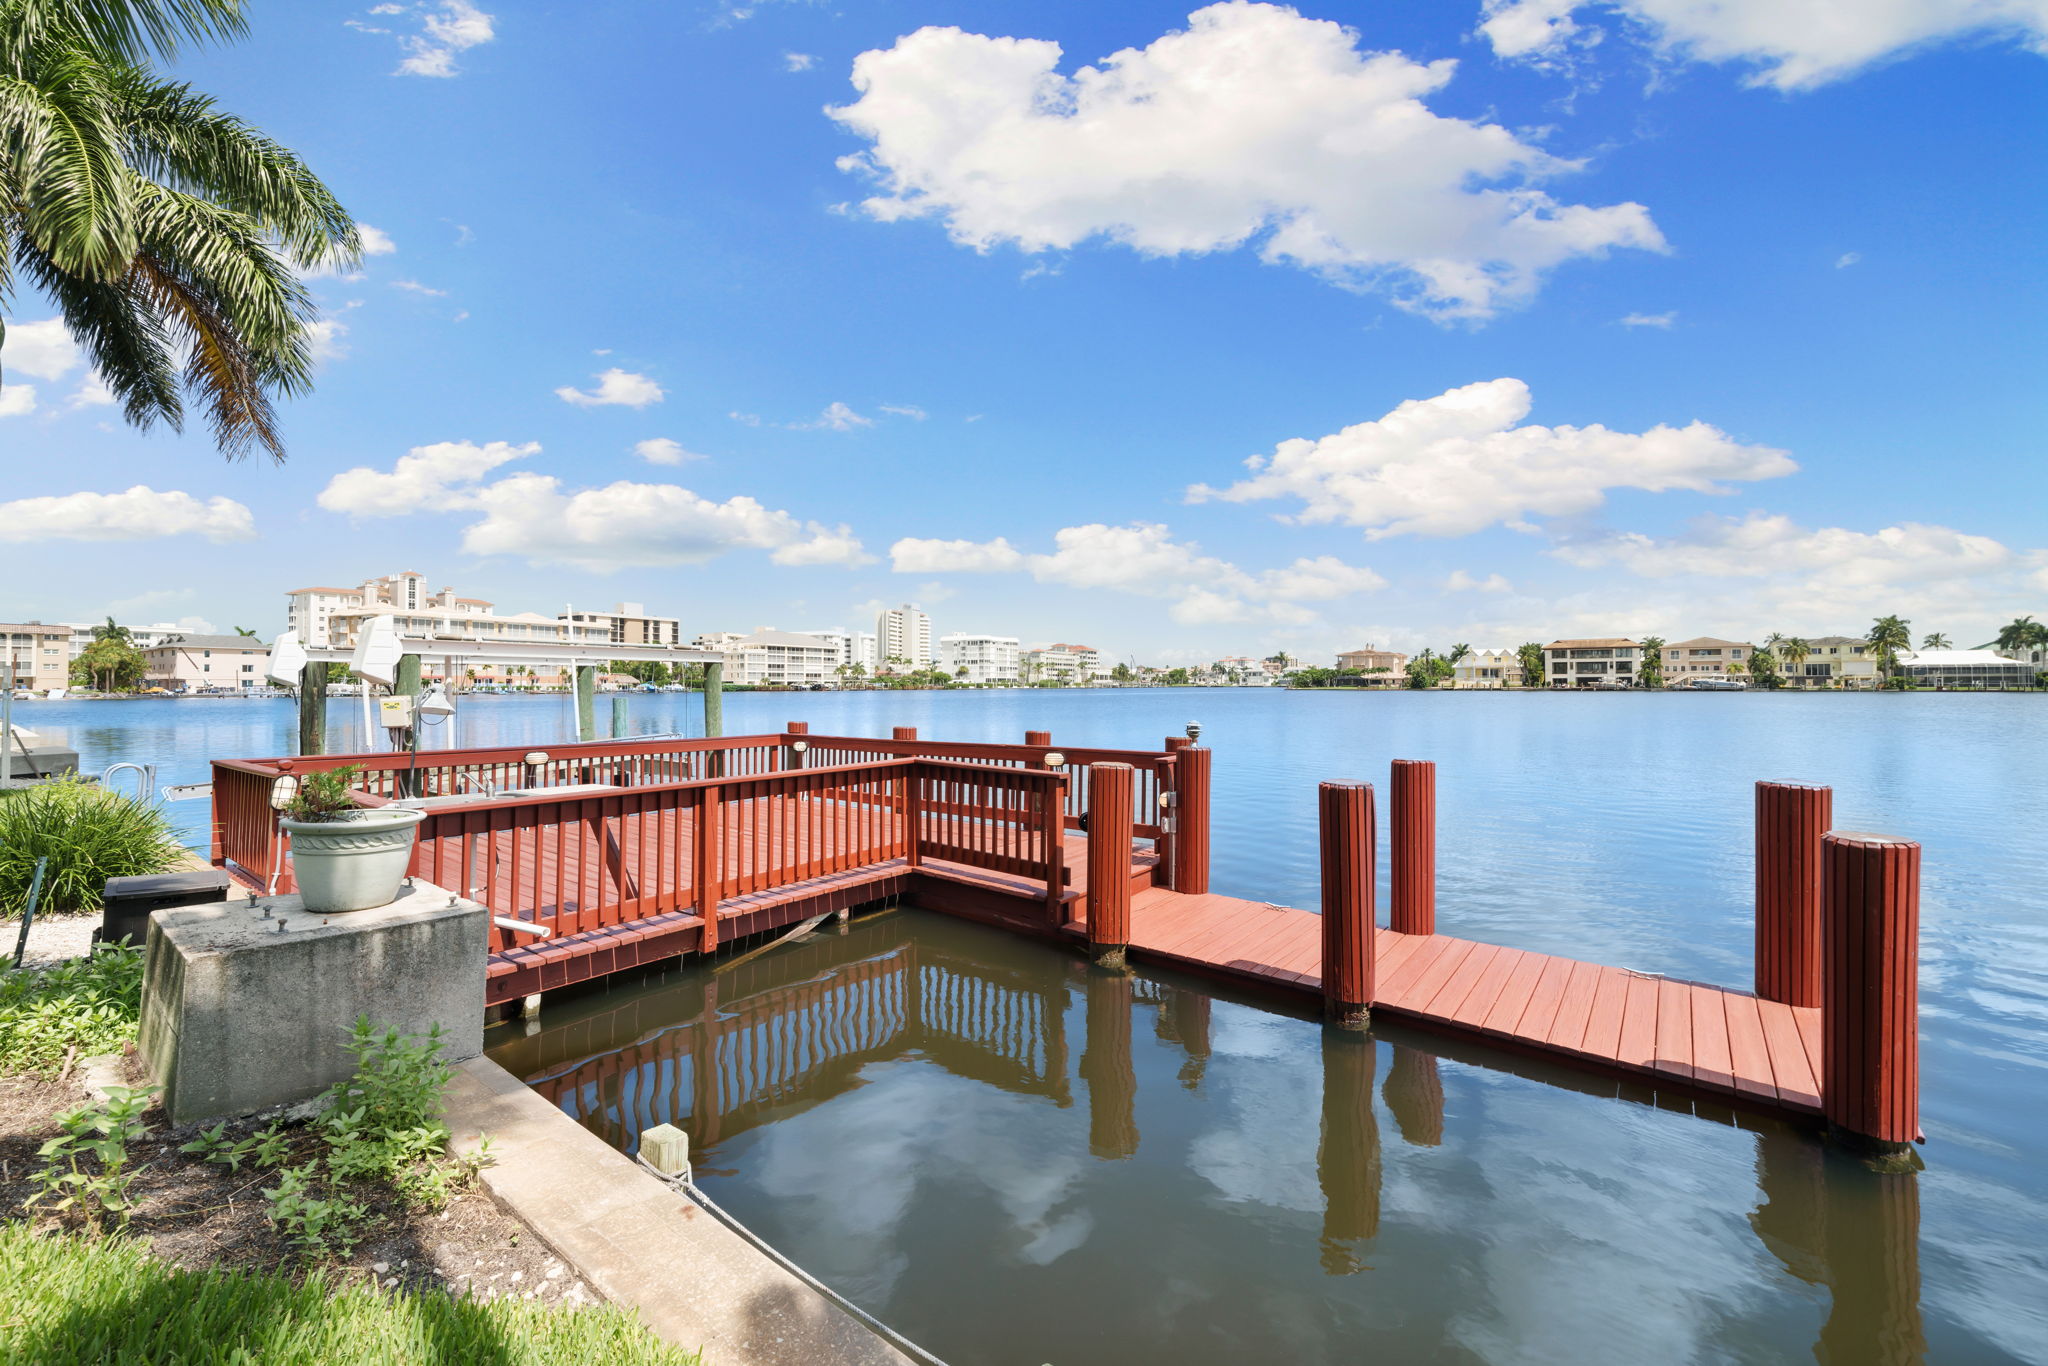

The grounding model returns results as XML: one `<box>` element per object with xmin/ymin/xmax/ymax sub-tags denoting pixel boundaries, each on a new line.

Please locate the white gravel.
<box><xmin>0</xmin><ymin>912</ymin><xmax>102</xmax><ymax>969</ymax></box>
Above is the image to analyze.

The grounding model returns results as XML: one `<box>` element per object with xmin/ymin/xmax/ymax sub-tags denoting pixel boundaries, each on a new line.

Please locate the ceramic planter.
<box><xmin>280</xmin><ymin>806</ymin><xmax>428</xmax><ymax>913</ymax></box>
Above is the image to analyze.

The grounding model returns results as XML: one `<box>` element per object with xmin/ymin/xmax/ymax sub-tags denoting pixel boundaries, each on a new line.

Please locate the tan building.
<box><xmin>1023</xmin><ymin>643</ymin><xmax>1101</xmax><ymax>683</ymax></box>
<box><xmin>2</xmin><ymin>623</ymin><xmax>72</xmax><ymax>694</ymax></box>
<box><xmin>1337</xmin><ymin>644</ymin><xmax>1408</xmax><ymax>677</ymax></box>
<box><xmin>1783</xmin><ymin>636</ymin><xmax>1881</xmax><ymax>689</ymax></box>
<box><xmin>142</xmin><ymin>634</ymin><xmax>269</xmax><ymax>692</ymax></box>
<box><xmin>1542</xmin><ymin>638</ymin><xmax>1640</xmax><ymax>687</ymax></box>
<box><xmin>1664</xmin><ymin>637</ymin><xmax>1754</xmax><ymax>684</ymax></box>
<box><xmin>559</xmin><ymin>601</ymin><xmax>681</xmax><ymax>647</ymax></box>
<box><xmin>1451</xmin><ymin>648</ymin><xmax>1522</xmax><ymax>688</ymax></box>
<box><xmin>694</xmin><ymin>629</ymin><xmax>841</xmax><ymax>687</ymax></box>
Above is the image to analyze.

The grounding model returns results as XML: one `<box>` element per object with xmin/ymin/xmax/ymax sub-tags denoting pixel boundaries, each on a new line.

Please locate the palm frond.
<box><xmin>16</xmin><ymin>233</ymin><xmax>182</xmax><ymax>430</ymax></box>
<box><xmin>0</xmin><ymin>0</ymin><xmax>247</xmax><ymax>68</ymax></box>
<box><xmin>1</xmin><ymin>63</ymin><xmax>136</xmax><ymax>278</ymax></box>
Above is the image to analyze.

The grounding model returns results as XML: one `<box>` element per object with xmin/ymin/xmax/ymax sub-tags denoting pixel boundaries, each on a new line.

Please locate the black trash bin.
<box><xmin>98</xmin><ymin>870</ymin><xmax>231</xmax><ymax>946</ymax></box>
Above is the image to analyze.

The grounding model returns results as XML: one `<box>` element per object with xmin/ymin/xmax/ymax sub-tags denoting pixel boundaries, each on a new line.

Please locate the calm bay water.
<box><xmin>20</xmin><ymin>688</ymin><xmax>2047</xmax><ymax>1361</ymax></box>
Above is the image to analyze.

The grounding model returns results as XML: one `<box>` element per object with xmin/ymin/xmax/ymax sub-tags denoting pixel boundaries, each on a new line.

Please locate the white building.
<box><xmin>1023</xmin><ymin>643</ymin><xmax>1101</xmax><ymax>684</ymax></box>
<box><xmin>804</xmin><ymin>628</ymin><xmax>879</xmax><ymax>674</ymax></box>
<box><xmin>938</xmin><ymin>633</ymin><xmax>1020</xmax><ymax>685</ymax></box>
<box><xmin>877</xmin><ymin>605</ymin><xmax>933</xmax><ymax>669</ymax></box>
<box><xmin>1451</xmin><ymin>648</ymin><xmax>1521</xmax><ymax>688</ymax></box>
<box><xmin>56</xmin><ymin>621</ymin><xmax>211</xmax><ymax>658</ymax></box>
<box><xmin>699</xmin><ymin>629</ymin><xmax>841</xmax><ymax>687</ymax></box>
<box><xmin>1541</xmin><ymin>638</ymin><xmax>1640</xmax><ymax>687</ymax></box>
<box><xmin>558</xmin><ymin>601</ymin><xmax>680</xmax><ymax>647</ymax></box>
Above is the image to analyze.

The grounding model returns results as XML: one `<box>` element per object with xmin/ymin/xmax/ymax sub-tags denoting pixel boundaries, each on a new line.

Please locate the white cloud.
<box><xmin>784</xmin><ymin>51</ymin><xmax>816</xmax><ymax>71</ymax></box>
<box><xmin>0</xmin><ymin>486</ymin><xmax>255</xmax><ymax>543</ymax></box>
<box><xmin>791</xmin><ymin>401</ymin><xmax>873</xmax><ymax>431</ymax></box>
<box><xmin>1188</xmin><ymin>378</ymin><xmax>1796</xmax><ymax>539</ymax></box>
<box><xmin>729</xmin><ymin>411</ymin><xmax>762</xmax><ymax>426</ymax></box>
<box><xmin>394</xmin><ymin>0</ymin><xmax>495</xmax><ymax>77</ymax></box>
<box><xmin>318</xmin><ymin>439</ymin><xmax>539</xmax><ymax>515</ymax></box>
<box><xmin>879</xmin><ymin>403</ymin><xmax>929</xmax><ymax>420</ymax></box>
<box><xmin>1836</xmin><ymin>251</ymin><xmax>1862</xmax><ymax>268</ymax></box>
<box><xmin>889</xmin><ymin>522</ymin><xmax>1381</xmax><ymax>624</ymax></box>
<box><xmin>461</xmin><ymin>475</ymin><xmax>869</xmax><ymax>571</ymax></box>
<box><xmin>0</xmin><ymin>384</ymin><xmax>40</xmax><ymax>417</ymax></box>
<box><xmin>634</xmin><ymin>437</ymin><xmax>704</xmax><ymax>466</ymax></box>
<box><xmin>314</xmin><ymin>441</ymin><xmax>864</xmax><ymax>571</ymax></box>
<box><xmin>4</xmin><ymin>318</ymin><xmax>81</xmax><ymax>381</ymax></box>
<box><xmin>391</xmin><ymin>279</ymin><xmax>448</xmax><ymax>297</ymax></box>
<box><xmin>1446</xmin><ymin>569</ymin><xmax>1514</xmax><ymax>593</ymax></box>
<box><xmin>66</xmin><ymin>375</ymin><xmax>116</xmax><ymax>409</ymax></box>
<box><xmin>828</xmin><ymin>2</ymin><xmax>1665</xmax><ymax>320</ymax></box>
<box><xmin>1620</xmin><ymin>310</ymin><xmax>1676</xmax><ymax>328</ymax></box>
<box><xmin>358</xmin><ymin>224</ymin><xmax>397</xmax><ymax>256</ymax></box>
<box><xmin>307</xmin><ymin>318</ymin><xmax>350</xmax><ymax>363</ymax></box>
<box><xmin>1554</xmin><ymin>512</ymin><xmax>2011</xmax><ymax>586</ymax></box>
<box><xmin>1480</xmin><ymin>0</ymin><xmax>2048</xmax><ymax>90</ymax></box>
<box><xmin>554</xmin><ymin>368</ymin><xmax>665</xmax><ymax>408</ymax></box>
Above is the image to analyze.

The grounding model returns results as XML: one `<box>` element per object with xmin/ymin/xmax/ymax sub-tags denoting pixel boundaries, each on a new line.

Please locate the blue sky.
<box><xmin>2</xmin><ymin>0</ymin><xmax>2043</xmax><ymax>660</ymax></box>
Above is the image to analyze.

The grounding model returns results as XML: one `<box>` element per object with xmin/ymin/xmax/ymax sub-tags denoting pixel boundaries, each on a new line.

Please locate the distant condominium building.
<box><xmin>1664</xmin><ymin>637</ymin><xmax>1753</xmax><ymax>683</ymax></box>
<box><xmin>877</xmin><ymin>605</ymin><xmax>933</xmax><ymax>669</ymax></box>
<box><xmin>1023</xmin><ymin>643</ymin><xmax>1100</xmax><ymax>683</ymax></box>
<box><xmin>1784</xmin><ymin>636</ymin><xmax>1881</xmax><ymax>689</ymax></box>
<box><xmin>1</xmin><ymin>623</ymin><xmax>72</xmax><ymax>693</ymax></box>
<box><xmin>696</xmin><ymin>629</ymin><xmax>840</xmax><ymax>687</ymax></box>
<box><xmin>804</xmin><ymin>629</ymin><xmax>879</xmax><ymax>674</ymax></box>
<box><xmin>284</xmin><ymin>571</ymin><xmax>612</xmax><ymax>655</ymax></box>
<box><xmin>1336</xmin><ymin>644</ymin><xmax>1408</xmax><ymax>676</ymax></box>
<box><xmin>1451</xmin><ymin>648</ymin><xmax>1521</xmax><ymax>688</ymax></box>
<box><xmin>56</xmin><ymin>620</ymin><xmax>211</xmax><ymax>659</ymax></box>
<box><xmin>1542</xmin><ymin>638</ymin><xmax>1640</xmax><ymax>687</ymax></box>
<box><xmin>558</xmin><ymin>601</ymin><xmax>680</xmax><ymax>647</ymax></box>
<box><xmin>1210</xmin><ymin>656</ymin><xmax>1273</xmax><ymax>685</ymax></box>
<box><xmin>141</xmin><ymin>633</ymin><xmax>270</xmax><ymax>692</ymax></box>
<box><xmin>939</xmin><ymin>633</ymin><xmax>1020</xmax><ymax>685</ymax></box>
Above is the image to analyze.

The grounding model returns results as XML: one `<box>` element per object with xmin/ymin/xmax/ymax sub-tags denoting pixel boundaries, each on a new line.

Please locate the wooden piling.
<box><xmin>893</xmin><ymin>726</ymin><xmax>918</xmax><ymax>742</ymax></box>
<box><xmin>1025</xmin><ymin>729</ymin><xmax>1052</xmax><ymax>748</ymax></box>
<box><xmin>1318</xmin><ymin>781</ymin><xmax>1374</xmax><ymax>1027</ymax></box>
<box><xmin>1756</xmin><ymin>781</ymin><xmax>1832</xmax><ymax>1007</ymax></box>
<box><xmin>786</xmin><ymin>721</ymin><xmax>809</xmax><ymax>734</ymax></box>
<box><xmin>1383</xmin><ymin>1045</ymin><xmax>1445</xmax><ymax>1148</ymax></box>
<box><xmin>574</xmin><ymin>665</ymin><xmax>598</xmax><ymax>742</ymax></box>
<box><xmin>396</xmin><ymin>654</ymin><xmax>423</xmax><ymax>798</ymax></box>
<box><xmin>297</xmin><ymin>661</ymin><xmax>327</xmax><ymax>756</ymax></box>
<box><xmin>1086</xmin><ymin>763</ymin><xmax>1134</xmax><ymax>968</ymax></box>
<box><xmin>1172</xmin><ymin>745</ymin><xmax>1211</xmax><ymax>896</ymax></box>
<box><xmin>701</xmin><ymin>662</ymin><xmax>723</xmax><ymax>738</ymax></box>
<box><xmin>1822</xmin><ymin>832</ymin><xmax>1920</xmax><ymax>1154</ymax></box>
<box><xmin>1390</xmin><ymin>760</ymin><xmax>1436</xmax><ymax>936</ymax></box>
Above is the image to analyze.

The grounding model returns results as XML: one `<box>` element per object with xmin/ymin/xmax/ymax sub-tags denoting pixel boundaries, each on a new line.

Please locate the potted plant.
<box><xmin>278</xmin><ymin>764</ymin><xmax>427</xmax><ymax>913</ymax></box>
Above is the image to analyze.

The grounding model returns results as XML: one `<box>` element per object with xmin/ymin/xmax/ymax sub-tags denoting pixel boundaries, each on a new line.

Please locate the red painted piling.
<box><xmin>786</xmin><ymin>721</ymin><xmax>808</xmax><ymax>734</ymax></box>
<box><xmin>1172</xmin><ymin>745</ymin><xmax>1211</xmax><ymax>896</ymax></box>
<box><xmin>1390</xmin><ymin>760</ymin><xmax>1436</xmax><ymax>936</ymax></box>
<box><xmin>1756</xmin><ymin>781</ymin><xmax>1832</xmax><ymax>1007</ymax></box>
<box><xmin>1822</xmin><ymin>832</ymin><xmax>1920</xmax><ymax>1152</ymax></box>
<box><xmin>1318</xmin><ymin>782</ymin><xmax>1375</xmax><ymax>1026</ymax></box>
<box><xmin>1025</xmin><ymin>729</ymin><xmax>1052</xmax><ymax>748</ymax></box>
<box><xmin>892</xmin><ymin>726</ymin><xmax>917</xmax><ymax>742</ymax></box>
<box><xmin>1086</xmin><ymin>763</ymin><xmax>1134</xmax><ymax>967</ymax></box>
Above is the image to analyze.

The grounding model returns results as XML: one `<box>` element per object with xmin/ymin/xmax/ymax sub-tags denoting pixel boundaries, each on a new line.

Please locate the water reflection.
<box><xmin>1316</xmin><ymin>1031</ymin><xmax>1382</xmax><ymax>1274</ymax></box>
<box><xmin>1383</xmin><ymin>1044</ymin><xmax>1445</xmax><ymax>1148</ymax></box>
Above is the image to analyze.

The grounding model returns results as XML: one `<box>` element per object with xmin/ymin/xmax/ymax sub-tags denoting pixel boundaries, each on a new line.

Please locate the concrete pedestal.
<box><xmin>139</xmin><ymin>879</ymin><xmax>487</xmax><ymax>1125</ymax></box>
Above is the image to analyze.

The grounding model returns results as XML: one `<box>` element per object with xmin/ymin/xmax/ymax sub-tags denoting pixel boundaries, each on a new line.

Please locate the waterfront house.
<box><xmin>939</xmin><ymin>633</ymin><xmax>1021</xmax><ymax>685</ymax></box>
<box><xmin>1542</xmin><ymin>638</ymin><xmax>1640</xmax><ymax>687</ymax></box>
<box><xmin>1</xmin><ymin>622</ymin><xmax>72</xmax><ymax>693</ymax></box>
<box><xmin>1665</xmin><ymin>637</ymin><xmax>1753</xmax><ymax>684</ymax></box>
<box><xmin>142</xmin><ymin>633</ymin><xmax>269</xmax><ymax>692</ymax></box>
<box><xmin>1336</xmin><ymin>644</ymin><xmax>1408</xmax><ymax>679</ymax></box>
<box><xmin>1450</xmin><ymin>648</ymin><xmax>1521</xmax><ymax>688</ymax></box>
<box><xmin>1789</xmin><ymin>636</ymin><xmax>1881</xmax><ymax>689</ymax></box>
<box><xmin>1897</xmin><ymin>648</ymin><xmax>2037</xmax><ymax>689</ymax></box>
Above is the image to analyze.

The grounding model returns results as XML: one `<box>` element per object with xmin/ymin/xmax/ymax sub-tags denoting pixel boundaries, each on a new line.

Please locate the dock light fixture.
<box><xmin>523</xmin><ymin>750</ymin><xmax>550</xmax><ymax>766</ymax></box>
<box><xmin>1186</xmin><ymin>721</ymin><xmax>1202</xmax><ymax>742</ymax></box>
<box><xmin>1043</xmin><ymin>751</ymin><xmax>1066</xmax><ymax>768</ymax></box>
<box><xmin>791</xmin><ymin>740</ymin><xmax>809</xmax><ymax>754</ymax></box>
<box><xmin>417</xmin><ymin>683</ymin><xmax>456</xmax><ymax>718</ymax></box>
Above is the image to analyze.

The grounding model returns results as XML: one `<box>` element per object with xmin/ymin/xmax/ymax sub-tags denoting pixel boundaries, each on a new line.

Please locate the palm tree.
<box><xmin>1994</xmin><ymin>615</ymin><xmax>2044</xmax><ymax>661</ymax></box>
<box><xmin>1</xmin><ymin>0</ymin><xmax>358</xmax><ymax>461</ymax></box>
<box><xmin>1867</xmin><ymin>615</ymin><xmax>1912</xmax><ymax>684</ymax></box>
<box><xmin>1637</xmin><ymin>635</ymin><xmax>1664</xmax><ymax>689</ymax></box>
<box><xmin>90</xmin><ymin>614</ymin><xmax>132</xmax><ymax>645</ymax></box>
<box><xmin>1777</xmin><ymin>636</ymin><xmax>1811</xmax><ymax>687</ymax></box>
<box><xmin>1921</xmin><ymin>632</ymin><xmax>1951</xmax><ymax>650</ymax></box>
<box><xmin>232</xmin><ymin>625</ymin><xmax>257</xmax><ymax>637</ymax></box>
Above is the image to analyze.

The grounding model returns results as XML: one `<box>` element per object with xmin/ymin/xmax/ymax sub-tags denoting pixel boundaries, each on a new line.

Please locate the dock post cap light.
<box><xmin>523</xmin><ymin>750</ymin><xmax>549</xmax><ymax>766</ymax></box>
<box><xmin>268</xmin><ymin>774</ymin><xmax>300</xmax><ymax>810</ymax></box>
<box><xmin>791</xmin><ymin>739</ymin><xmax>809</xmax><ymax>753</ymax></box>
<box><xmin>1186</xmin><ymin>720</ymin><xmax>1202</xmax><ymax>741</ymax></box>
<box><xmin>1043</xmin><ymin>751</ymin><xmax>1066</xmax><ymax>768</ymax></box>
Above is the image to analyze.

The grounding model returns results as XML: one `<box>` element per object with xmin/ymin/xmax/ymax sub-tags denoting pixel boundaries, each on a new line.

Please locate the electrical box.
<box><xmin>378</xmin><ymin>695</ymin><xmax>414</xmax><ymax>728</ymax></box>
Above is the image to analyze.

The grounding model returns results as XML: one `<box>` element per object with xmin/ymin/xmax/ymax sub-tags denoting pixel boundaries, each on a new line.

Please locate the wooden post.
<box><xmin>1151</xmin><ymin>756</ymin><xmax>1178</xmax><ymax>893</ymax></box>
<box><xmin>1390</xmin><ymin>759</ymin><xmax>1436</xmax><ymax>936</ymax></box>
<box><xmin>1317</xmin><ymin>1031</ymin><xmax>1380</xmax><ymax>1274</ymax></box>
<box><xmin>1042</xmin><ymin>773</ymin><xmax>1067</xmax><ymax>922</ymax></box>
<box><xmin>1171</xmin><ymin>745</ymin><xmax>1211</xmax><ymax>896</ymax></box>
<box><xmin>892</xmin><ymin>726</ymin><xmax>917</xmax><ymax>742</ymax></box>
<box><xmin>297</xmin><ymin>661</ymin><xmax>327</xmax><ymax>756</ymax></box>
<box><xmin>574</xmin><ymin>665</ymin><xmax>598</xmax><ymax>742</ymax></box>
<box><xmin>1756</xmin><ymin>781</ymin><xmax>1832</xmax><ymax>1007</ymax></box>
<box><xmin>786</xmin><ymin>721</ymin><xmax>809</xmax><ymax>734</ymax></box>
<box><xmin>1025</xmin><ymin>729</ymin><xmax>1051</xmax><ymax>748</ymax></box>
<box><xmin>1822</xmin><ymin>832</ymin><xmax>1920</xmax><ymax>1157</ymax></box>
<box><xmin>1081</xmin><ymin>969</ymin><xmax>1139</xmax><ymax>1160</ymax></box>
<box><xmin>695</xmin><ymin>788</ymin><xmax>722</xmax><ymax>953</ymax></box>
<box><xmin>610</xmin><ymin>694</ymin><xmax>628</xmax><ymax>739</ymax></box>
<box><xmin>395</xmin><ymin>653</ymin><xmax>423</xmax><ymax>798</ymax></box>
<box><xmin>1382</xmin><ymin>1045</ymin><xmax>1445</xmax><ymax>1147</ymax></box>
<box><xmin>1086</xmin><ymin>763</ymin><xmax>1134</xmax><ymax>968</ymax></box>
<box><xmin>701</xmin><ymin>661</ymin><xmax>723</xmax><ymax>738</ymax></box>
<box><xmin>1318</xmin><ymin>782</ymin><xmax>1374</xmax><ymax>1027</ymax></box>
<box><xmin>902</xmin><ymin>765</ymin><xmax>923</xmax><ymax>868</ymax></box>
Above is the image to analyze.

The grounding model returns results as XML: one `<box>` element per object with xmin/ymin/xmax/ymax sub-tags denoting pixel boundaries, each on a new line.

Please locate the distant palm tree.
<box><xmin>1994</xmin><ymin>615</ymin><xmax>2043</xmax><ymax>658</ymax></box>
<box><xmin>232</xmin><ymin>625</ymin><xmax>258</xmax><ymax>637</ymax></box>
<box><xmin>1867</xmin><ymin>616</ymin><xmax>1912</xmax><ymax>684</ymax></box>
<box><xmin>1921</xmin><ymin>633</ymin><xmax>1951</xmax><ymax>650</ymax></box>
<box><xmin>91</xmin><ymin>615</ymin><xmax>132</xmax><ymax>645</ymax></box>
<box><xmin>1638</xmin><ymin>635</ymin><xmax>1665</xmax><ymax>689</ymax></box>
<box><xmin>1</xmin><ymin>0</ymin><xmax>358</xmax><ymax>461</ymax></box>
<box><xmin>1778</xmin><ymin>636</ymin><xmax>1812</xmax><ymax>686</ymax></box>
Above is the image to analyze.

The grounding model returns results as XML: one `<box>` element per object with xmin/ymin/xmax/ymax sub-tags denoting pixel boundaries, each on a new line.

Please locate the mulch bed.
<box><xmin>0</xmin><ymin>1047</ymin><xmax>598</xmax><ymax>1308</ymax></box>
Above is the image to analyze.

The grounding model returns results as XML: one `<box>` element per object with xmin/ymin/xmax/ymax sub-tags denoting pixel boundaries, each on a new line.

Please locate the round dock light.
<box><xmin>1043</xmin><ymin>751</ymin><xmax>1067</xmax><ymax>768</ymax></box>
<box><xmin>1186</xmin><ymin>721</ymin><xmax>1202</xmax><ymax>742</ymax></box>
<box><xmin>417</xmin><ymin>683</ymin><xmax>457</xmax><ymax>717</ymax></box>
<box><xmin>523</xmin><ymin>750</ymin><xmax>550</xmax><ymax>766</ymax></box>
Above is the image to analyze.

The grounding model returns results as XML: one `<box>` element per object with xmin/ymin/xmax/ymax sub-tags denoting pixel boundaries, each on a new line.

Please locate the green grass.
<box><xmin>0</xmin><ymin>1221</ymin><xmax>703</xmax><ymax>1365</ymax></box>
<box><xmin>0</xmin><ymin>944</ymin><xmax>144</xmax><ymax>1074</ymax></box>
<box><xmin>0</xmin><ymin>776</ymin><xmax>184</xmax><ymax>916</ymax></box>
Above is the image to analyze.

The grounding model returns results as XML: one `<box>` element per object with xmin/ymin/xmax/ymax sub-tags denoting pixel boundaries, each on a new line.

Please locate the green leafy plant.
<box><xmin>282</xmin><ymin>765</ymin><xmax>365</xmax><ymax>823</ymax></box>
<box><xmin>180</xmin><ymin>1119</ymin><xmax>291</xmax><ymax>1173</ymax></box>
<box><xmin>0</xmin><ymin>944</ymin><xmax>145</xmax><ymax>1073</ymax></box>
<box><xmin>314</xmin><ymin>1018</ymin><xmax>481</xmax><ymax>1207</ymax></box>
<box><xmin>261</xmin><ymin>1164</ymin><xmax>369</xmax><ymax>1257</ymax></box>
<box><xmin>28</xmin><ymin>1085</ymin><xmax>156</xmax><ymax>1229</ymax></box>
<box><xmin>0</xmin><ymin>779</ymin><xmax>182</xmax><ymax>915</ymax></box>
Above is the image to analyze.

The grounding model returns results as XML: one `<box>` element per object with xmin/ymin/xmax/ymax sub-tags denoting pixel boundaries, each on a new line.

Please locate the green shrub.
<box><xmin>0</xmin><ymin>943</ymin><xmax>145</xmax><ymax>1073</ymax></box>
<box><xmin>0</xmin><ymin>1222</ymin><xmax>702</xmax><ymax>1365</ymax></box>
<box><xmin>27</xmin><ymin>1084</ymin><xmax>156</xmax><ymax>1229</ymax></box>
<box><xmin>0</xmin><ymin>776</ymin><xmax>183</xmax><ymax>915</ymax></box>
